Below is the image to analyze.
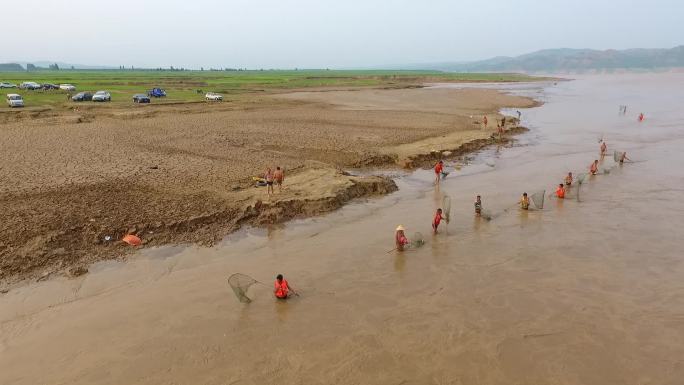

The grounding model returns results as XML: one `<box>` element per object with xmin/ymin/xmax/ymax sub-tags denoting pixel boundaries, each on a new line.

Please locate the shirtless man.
<box><xmin>274</xmin><ymin>166</ymin><xmax>285</xmax><ymax>191</ymax></box>
<box><xmin>600</xmin><ymin>141</ymin><xmax>607</xmax><ymax>157</ymax></box>
<box><xmin>565</xmin><ymin>172</ymin><xmax>573</xmax><ymax>186</ymax></box>
<box><xmin>520</xmin><ymin>193</ymin><xmax>530</xmax><ymax>210</ymax></box>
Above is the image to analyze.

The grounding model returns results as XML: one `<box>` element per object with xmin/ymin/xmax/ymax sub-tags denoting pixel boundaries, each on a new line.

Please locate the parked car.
<box><xmin>133</xmin><ymin>94</ymin><xmax>150</xmax><ymax>103</ymax></box>
<box><xmin>59</xmin><ymin>84</ymin><xmax>76</xmax><ymax>91</ymax></box>
<box><xmin>147</xmin><ymin>88</ymin><xmax>166</xmax><ymax>97</ymax></box>
<box><xmin>42</xmin><ymin>83</ymin><xmax>59</xmax><ymax>90</ymax></box>
<box><xmin>6</xmin><ymin>94</ymin><xmax>24</xmax><ymax>108</ymax></box>
<box><xmin>92</xmin><ymin>91</ymin><xmax>111</xmax><ymax>102</ymax></box>
<box><xmin>19</xmin><ymin>82</ymin><xmax>41</xmax><ymax>90</ymax></box>
<box><xmin>72</xmin><ymin>92</ymin><xmax>93</xmax><ymax>101</ymax></box>
<box><xmin>205</xmin><ymin>92</ymin><xmax>223</xmax><ymax>101</ymax></box>
<box><xmin>0</xmin><ymin>82</ymin><xmax>17</xmax><ymax>88</ymax></box>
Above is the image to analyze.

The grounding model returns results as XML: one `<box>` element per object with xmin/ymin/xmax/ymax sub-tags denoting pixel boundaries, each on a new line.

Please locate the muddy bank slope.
<box><xmin>0</xmin><ymin>86</ymin><xmax>538</xmax><ymax>285</ymax></box>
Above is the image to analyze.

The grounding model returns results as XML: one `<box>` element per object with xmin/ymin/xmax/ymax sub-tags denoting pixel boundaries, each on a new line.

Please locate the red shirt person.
<box><xmin>274</xmin><ymin>274</ymin><xmax>296</xmax><ymax>299</ymax></box>
<box><xmin>395</xmin><ymin>225</ymin><xmax>409</xmax><ymax>251</ymax></box>
<box><xmin>556</xmin><ymin>184</ymin><xmax>565</xmax><ymax>199</ymax></box>
<box><xmin>432</xmin><ymin>208</ymin><xmax>445</xmax><ymax>233</ymax></box>
<box><xmin>434</xmin><ymin>160</ymin><xmax>444</xmax><ymax>185</ymax></box>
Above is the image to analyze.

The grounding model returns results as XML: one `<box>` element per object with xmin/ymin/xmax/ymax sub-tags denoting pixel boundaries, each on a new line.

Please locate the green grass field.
<box><xmin>0</xmin><ymin>70</ymin><xmax>541</xmax><ymax>109</ymax></box>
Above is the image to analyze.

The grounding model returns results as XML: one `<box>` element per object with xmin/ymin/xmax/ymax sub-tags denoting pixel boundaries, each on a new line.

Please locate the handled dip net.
<box><xmin>228</xmin><ymin>273</ymin><xmax>261</xmax><ymax>303</ymax></box>
<box><xmin>411</xmin><ymin>232</ymin><xmax>425</xmax><ymax>248</ymax></box>
<box><xmin>442</xmin><ymin>195</ymin><xmax>451</xmax><ymax>222</ymax></box>
<box><xmin>530</xmin><ymin>190</ymin><xmax>546</xmax><ymax>209</ymax></box>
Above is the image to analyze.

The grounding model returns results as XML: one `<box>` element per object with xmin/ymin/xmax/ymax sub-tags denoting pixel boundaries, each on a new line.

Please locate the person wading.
<box><xmin>274</xmin><ymin>274</ymin><xmax>297</xmax><ymax>299</ymax></box>
<box><xmin>434</xmin><ymin>160</ymin><xmax>444</xmax><ymax>185</ymax></box>
<box><xmin>395</xmin><ymin>225</ymin><xmax>409</xmax><ymax>251</ymax></box>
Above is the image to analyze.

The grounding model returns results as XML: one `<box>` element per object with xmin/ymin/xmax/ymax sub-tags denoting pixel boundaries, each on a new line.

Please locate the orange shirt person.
<box><xmin>590</xmin><ymin>160</ymin><xmax>599</xmax><ymax>175</ymax></box>
<box><xmin>274</xmin><ymin>274</ymin><xmax>296</xmax><ymax>299</ymax></box>
<box><xmin>434</xmin><ymin>160</ymin><xmax>444</xmax><ymax>185</ymax></box>
<box><xmin>556</xmin><ymin>184</ymin><xmax>566</xmax><ymax>199</ymax></box>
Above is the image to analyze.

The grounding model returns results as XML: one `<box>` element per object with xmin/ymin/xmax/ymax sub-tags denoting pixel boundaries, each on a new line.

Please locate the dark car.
<box><xmin>133</xmin><ymin>94</ymin><xmax>150</xmax><ymax>103</ymax></box>
<box><xmin>147</xmin><ymin>88</ymin><xmax>166</xmax><ymax>97</ymax></box>
<box><xmin>72</xmin><ymin>92</ymin><xmax>93</xmax><ymax>101</ymax></box>
<box><xmin>42</xmin><ymin>83</ymin><xmax>59</xmax><ymax>90</ymax></box>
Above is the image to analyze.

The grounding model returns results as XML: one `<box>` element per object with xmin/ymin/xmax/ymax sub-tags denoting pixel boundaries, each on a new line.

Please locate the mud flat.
<box><xmin>0</xmin><ymin>85</ymin><xmax>538</xmax><ymax>285</ymax></box>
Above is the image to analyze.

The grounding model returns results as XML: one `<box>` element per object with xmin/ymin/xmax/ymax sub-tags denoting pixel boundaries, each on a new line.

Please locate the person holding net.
<box><xmin>556</xmin><ymin>184</ymin><xmax>566</xmax><ymax>199</ymax></box>
<box><xmin>619</xmin><ymin>152</ymin><xmax>631</xmax><ymax>164</ymax></box>
<box><xmin>432</xmin><ymin>208</ymin><xmax>446</xmax><ymax>234</ymax></box>
<box><xmin>274</xmin><ymin>274</ymin><xmax>298</xmax><ymax>300</ymax></box>
<box><xmin>590</xmin><ymin>160</ymin><xmax>599</xmax><ymax>175</ymax></box>
<box><xmin>520</xmin><ymin>192</ymin><xmax>530</xmax><ymax>210</ymax></box>
<box><xmin>565</xmin><ymin>172</ymin><xmax>573</xmax><ymax>186</ymax></box>
<box><xmin>434</xmin><ymin>160</ymin><xmax>444</xmax><ymax>185</ymax></box>
<box><xmin>395</xmin><ymin>225</ymin><xmax>409</xmax><ymax>251</ymax></box>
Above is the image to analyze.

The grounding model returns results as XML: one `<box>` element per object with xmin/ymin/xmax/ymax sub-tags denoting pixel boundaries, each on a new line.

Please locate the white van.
<box><xmin>6</xmin><ymin>94</ymin><xmax>24</xmax><ymax>107</ymax></box>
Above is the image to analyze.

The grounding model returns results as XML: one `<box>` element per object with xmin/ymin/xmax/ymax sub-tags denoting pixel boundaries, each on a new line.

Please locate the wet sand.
<box><xmin>0</xmin><ymin>87</ymin><xmax>535</xmax><ymax>284</ymax></box>
<box><xmin>3</xmin><ymin>73</ymin><xmax>684</xmax><ymax>384</ymax></box>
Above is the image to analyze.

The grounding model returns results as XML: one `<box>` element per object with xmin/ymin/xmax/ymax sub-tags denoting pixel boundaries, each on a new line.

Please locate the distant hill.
<box><xmin>0</xmin><ymin>63</ymin><xmax>24</xmax><ymax>71</ymax></box>
<box><xmin>413</xmin><ymin>46</ymin><xmax>684</xmax><ymax>73</ymax></box>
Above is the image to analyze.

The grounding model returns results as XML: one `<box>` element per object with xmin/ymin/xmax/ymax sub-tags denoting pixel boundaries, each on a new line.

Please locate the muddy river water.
<box><xmin>2</xmin><ymin>73</ymin><xmax>684</xmax><ymax>385</ymax></box>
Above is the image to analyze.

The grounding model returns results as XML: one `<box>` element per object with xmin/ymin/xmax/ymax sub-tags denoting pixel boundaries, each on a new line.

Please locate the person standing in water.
<box><xmin>434</xmin><ymin>160</ymin><xmax>444</xmax><ymax>185</ymax></box>
<box><xmin>520</xmin><ymin>193</ymin><xmax>530</xmax><ymax>210</ymax></box>
<box><xmin>432</xmin><ymin>208</ymin><xmax>445</xmax><ymax>234</ymax></box>
<box><xmin>565</xmin><ymin>172</ymin><xmax>573</xmax><ymax>186</ymax></box>
<box><xmin>474</xmin><ymin>195</ymin><xmax>482</xmax><ymax>216</ymax></box>
<box><xmin>590</xmin><ymin>160</ymin><xmax>599</xmax><ymax>175</ymax></box>
<box><xmin>619</xmin><ymin>152</ymin><xmax>631</xmax><ymax>164</ymax></box>
<box><xmin>556</xmin><ymin>184</ymin><xmax>566</xmax><ymax>199</ymax></box>
<box><xmin>638</xmin><ymin>113</ymin><xmax>644</xmax><ymax>122</ymax></box>
<box><xmin>483</xmin><ymin>115</ymin><xmax>488</xmax><ymax>129</ymax></box>
<box><xmin>600</xmin><ymin>141</ymin><xmax>607</xmax><ymax>157</ymax></box>
<box><xmin>274</xmin><ymin>274</ymin><xmax>297</xmax><ymax>300</ymax></box>
<box><xmin>395</xmin><ymin>225</ymin><xmax>409</xmax><ymax>251</ymax></box>
<box><xmin>517</xmin><ymin>110</ymin><xmax>521</xmax><ymax>120</ymax></box>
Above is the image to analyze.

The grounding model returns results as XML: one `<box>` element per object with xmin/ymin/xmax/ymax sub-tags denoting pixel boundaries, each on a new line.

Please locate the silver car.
<box><xmin>6</xmin><ymin>94</ymin><xmax>24</xmax><ymax>107</ymax></box>
<box><xmin>92</xmin><ymin>91</ymin><xmax>111</xmax><ymax>102</ymax></box>
<box><xmin>0</xmin><ymin>82</ymin><xmax>17</xmax><ymax>88</ymax></box>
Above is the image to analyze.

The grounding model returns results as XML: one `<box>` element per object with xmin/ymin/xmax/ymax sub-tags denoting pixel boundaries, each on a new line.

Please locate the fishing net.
<box><xmin>480</xmin><ymin>209</ymin><xmax>493</xmax><ymax>221</ymax></box>
<box><xmin>576</xmin><ymin>173</ymin><xmax>588</xmax><ymax>185</ymax></box>
<box><xmin>411</xmin><ymin>232</ymin><xmax>425</xmax><ymax>248</ymax></box>
<box><xmin>530</xmin><ymin>190</ymin><xmax>545</xmax><ymax>209</ymax></box>
<box><xmin>227</xmin><ymin>273</ymin><xmax>260</xmax><ymax>303</ymax></box>
<box><xmin>442</xmin><ymin>195</ymin><xmax>451</xmax><ymax>222</ymax></box>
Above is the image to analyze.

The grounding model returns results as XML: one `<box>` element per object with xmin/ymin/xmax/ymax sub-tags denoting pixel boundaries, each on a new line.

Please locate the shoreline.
<box><xmin>0</xmin><ymin>85</ymin><xmax>541</xmax><ymax>288</ymax></box>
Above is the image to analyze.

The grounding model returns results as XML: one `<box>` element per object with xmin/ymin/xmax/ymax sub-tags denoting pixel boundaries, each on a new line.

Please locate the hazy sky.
<box><xmin>3</xmin><ymin>0</ymin><xmax>682</xmax><ymax>68</ymax></box>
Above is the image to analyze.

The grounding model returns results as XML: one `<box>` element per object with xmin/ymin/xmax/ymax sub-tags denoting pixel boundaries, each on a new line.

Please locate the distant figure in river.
<box><xmin>474</xmin><ymin>195</ymin><xmax>482</xmax><ymax>216</ymax></box>
<box><xmin>565</xmin><ymin>172</ymin><xmax>573</xmax><ymax>186</ymax></box>
<box><xmin>274</xmin><ymin>274</ymin><xmax>297</xmax><ymax>299</ymax></box>
<box><xmin>619</xmin><ymin>152</ymin><xmax>631</xmax><ymax>164</ymax></box>
<box><xmin>274</xmin><ymin>166</ymin><xmax>285</xmax><ymax>192</ymax></box>
<box><xmin>395</xmin><ymin>225</ymin><xmax>409</xmax><ymax>251</ymax></box>
<box><xmin>556</xmin><ymin>184</ymin><xmax>566</xmax><ymax>199</ymax></box>
<box><xmin>638</xmin><ymin>113</ymin><xmax>645</xmax><ymax>122</ymax></box>
<box><xmin>590</xmin><ymin>160</ymin><xmax>599</xmax><ymax>175</ymax></box>
<box><xmin>600</xmin><ymin>141</ymin><xmax>607</xmax><ymax>157</ymax></box>
<box><xmin>517</xmin><ymin>110</ymin><xmax>521</xmax><ymax>120</ymax></box>
<box><xmin>520</xmin><ymin>193</ymin><xmax>530</xmax><ymax>210</ymax></box>
<box><xmin>501</xmin><ymin>116</ymin><xmax>506</xmax><ymax>128</ymax></box>
<box><xmin>265</xmin><ymin>167</ymin><xmax>275</xmax><ymax>195</ymax></box>
<box><xmin>483</xmin><ymin>115</ymin><xmax>488</xmax><ymax>129</ymax></box>
<box><xmin>497</xmin><ymin>123</ymin><xmax>504</xmax><ymax>140</ymax></box>
<box><xmin>434</xmin><ymin>160</ymin><xmax>444</xmax><ymax>185</ymax></box>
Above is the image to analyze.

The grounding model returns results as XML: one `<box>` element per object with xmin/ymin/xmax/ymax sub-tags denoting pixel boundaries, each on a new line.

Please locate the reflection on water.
<box><xmin>2</xmin><ymin>73</ymin><xmax>684</xmax><ymax>385</ymax></box>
